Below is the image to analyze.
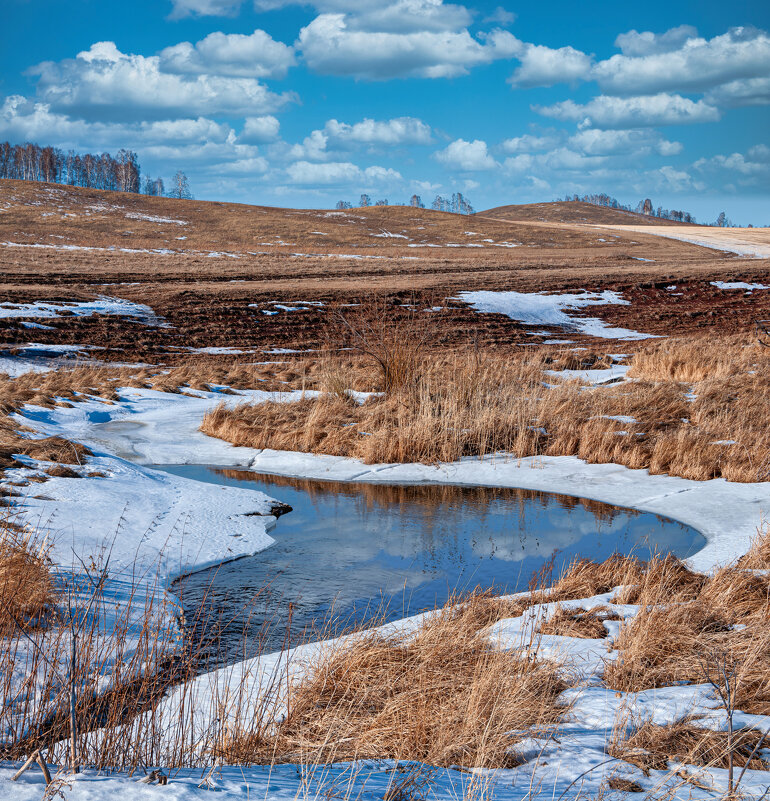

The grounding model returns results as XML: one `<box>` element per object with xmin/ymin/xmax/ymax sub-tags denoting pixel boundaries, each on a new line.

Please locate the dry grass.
<box><xmin>219</xmin><ymin>591</ymin><xmax>568</xmax><ymax>768</ymax></box>
<box><xmin>201</xmin><ymin>329</ymin><xmax>770</xmax><ymax>482</ymax></box>
<box><xmin>0</xmin><ymin>523</ymin><xmax>55</xmax><ymax>635</ymax></box>
<box><xmin>609</xmin><ymin>717</ymin><xmax>769</xmax><ymax>774</ymax></box>
<box><xmin>538</xmin><ymin>605</ymin><xmax>621</xmax><ymax>639</ymax></box>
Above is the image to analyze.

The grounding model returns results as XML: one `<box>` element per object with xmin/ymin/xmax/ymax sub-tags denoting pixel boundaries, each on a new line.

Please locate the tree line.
<box><xmin>337</xmin><ymin>192</ymin><xmax>475</xmax><ymax>215</ymax></box>
<box><xmin>561</xmin><ymin>192</ymin><xmax>749</xmax><ymax>227</ymax></box>
<box><xmin>0</xmin><ymin>140</ymin><xmax>192</xmax><ymax>199</ymax></box>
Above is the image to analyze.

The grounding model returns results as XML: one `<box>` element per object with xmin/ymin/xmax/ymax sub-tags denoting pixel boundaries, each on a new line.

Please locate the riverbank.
<box><xmin>2</xmin><ymin>381</ymin><xmax>769</xmax><ymax>800</ymax></box>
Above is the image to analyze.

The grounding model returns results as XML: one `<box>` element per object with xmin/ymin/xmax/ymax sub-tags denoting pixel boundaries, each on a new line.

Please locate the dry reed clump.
<box><xmin>604</xmin><ymin>562</ymin><xmax>770</xmax><ymax>712</ymax></box>
<box><xmin>220</xmin><ymin>591</ymin><xmax>569</xmax><ymax>768</ymax></box>
<box><xmin>538</xmin><ymin>605</ymin><xmax>621</xmax><ymax>639</ymax></box>
<box><xmin>609</xmin><ymin>717</ymin><xmax>769</xmax><ymax>774</ymax></box>
<box><xmin>199</xmin><ymin>329</ymin><xmax>770</xmax><ymax>482</ymax></box>
<box><xmin>0</xmin><ymin>524</ymin><xmax>55</xmax><ymax>635</ymax></box>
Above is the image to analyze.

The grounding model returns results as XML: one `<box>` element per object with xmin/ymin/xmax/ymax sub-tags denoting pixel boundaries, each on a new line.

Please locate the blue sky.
<box><xmin>2</xmin><ymin>0</ymin><xmax>769</xmax><ymax>223</ymax></box>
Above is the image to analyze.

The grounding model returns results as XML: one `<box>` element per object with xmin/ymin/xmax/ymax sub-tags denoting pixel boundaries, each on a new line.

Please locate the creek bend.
<box><xmin>154</xmin><ymin>464</ymin><xmax>705</xmax><ymax>664</ymax></box>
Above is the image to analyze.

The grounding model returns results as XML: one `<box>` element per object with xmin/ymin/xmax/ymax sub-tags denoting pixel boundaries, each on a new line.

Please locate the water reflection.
<box><xmin>158</xmin><ymin>465</ymin><xmax>705</xmax><ymax>663</ymax></box>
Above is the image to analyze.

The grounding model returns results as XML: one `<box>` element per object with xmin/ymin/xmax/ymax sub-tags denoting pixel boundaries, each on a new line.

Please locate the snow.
<box><xmin>372</xmin><ymin>231</ymin><xmax>409</xmax><ymax>239</ymax></box>
<box><xmin>457</xmin><ymin>290</ymin><xmax>658</xmax><ymax>341</ymax></box>
<box><xmin>125</xmin><ymin>212</ymin><xmax>188</xmax><ymax>226</ymax></box>
<box><xmin>710</xmin><ymin>281</ymin><xmax>770</xmax><ymax>290</ymax></box>
<box><xmin>3</xmin><ymin>383</ymin><xmax>770</xmax><ymax>798</ymax></box>
<box><xmin>0</xmin><ymin>297</ymin><xmax>168</xmax><ymax>326</ymax></box>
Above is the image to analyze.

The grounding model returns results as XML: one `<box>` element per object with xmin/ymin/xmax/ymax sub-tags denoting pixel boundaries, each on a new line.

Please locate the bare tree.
<box><xmin>170</xmin><ymin>170</ymin><xmax>192</xmax><ymax>200</ymax></box>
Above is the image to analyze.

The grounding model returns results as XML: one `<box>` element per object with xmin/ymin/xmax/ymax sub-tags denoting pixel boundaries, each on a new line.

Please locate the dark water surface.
<box><xmin>155</xmin><ymin>465</ymin><xmax>705</xmax><ymax>661</ymax></box>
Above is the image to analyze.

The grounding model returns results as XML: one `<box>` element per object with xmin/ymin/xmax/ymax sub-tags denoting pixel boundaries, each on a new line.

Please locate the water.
<box><xmin>155</xmin><ymin>465</ymin><xmax>705</xmax><ymax>662</ymax></box>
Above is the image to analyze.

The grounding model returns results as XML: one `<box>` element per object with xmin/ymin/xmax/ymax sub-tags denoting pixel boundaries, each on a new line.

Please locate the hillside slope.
<box><xmin>479</xmin><ymin>201</ymin><xmax>691</xmax><ymax>226</ymax></box>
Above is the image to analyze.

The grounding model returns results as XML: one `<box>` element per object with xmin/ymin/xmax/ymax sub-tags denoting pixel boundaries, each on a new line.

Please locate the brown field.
<box><xmin>1</xmin><ymin>179</ymin><xmax>769</xmax><ymax>361</ymax></box>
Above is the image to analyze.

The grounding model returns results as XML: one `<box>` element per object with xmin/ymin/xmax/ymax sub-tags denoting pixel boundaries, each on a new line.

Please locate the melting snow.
<box><xmin>457</xmin><ymin>290</ymin><xmax>658</xmax><ymax>340</ymax></box>
<box><xmin>710</xmin><ymin>281</ymin><xmax>770</xmax><ymax>290</ymax></box>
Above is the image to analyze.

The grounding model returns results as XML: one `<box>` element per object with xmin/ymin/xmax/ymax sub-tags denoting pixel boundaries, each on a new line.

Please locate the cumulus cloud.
<box><xmin>705</xmin><ymin>76</ymin><xmax>770</xmax><ymax>107</ymax></box>
<box><xmin>593</xmin><ymin>26</ymin><xmax>770</xmax><ymax>96</ymax></box>
<box><xmin>614</xmin><ymin>25</ymin><xmax>698</xmax><ymax>57</ymax></box>
<box><xmin>434</xmin><ymin>139</ymin><xmax>498</xmax><ymax>170</ymax></box>
<box><xmin>256</xmin><ymin>0</ymin><xmax>471</xmax><ymax>32</ymax></box>
<box><xmin>484</xmin><ymin>7</ymin><xmax>516</xmax><ymax>26</ymax></box>
<box><xmin>286</xmin><ymin>160</ymin><xmax>401</xmax><ymax>184</ymax></box>
<box><xmin>239</xmin><ymin>115</ymin><xmax>281</xmax><ymax>143</ymax></box>
<box><xmin>28</xmin><ymin>42</ymin><xmax>294</xmax><ymax>121</ymax></box>
<box><xmin>0</xmin><ymin>95</ymin><xmax>235</xmax><ymax>149</ymax></box>
<box><xmin>694</xmin><ymin>147</ymin><xmax>770</xmax><ymax>187</ymax></box>
<box><xmin>297</xmin><ymin>14</ymin><xmax>519</xmax><ymax>79</ymax></box>
<box><xmin>508</xmin><ymin>43</ymin><xmax>592</xmax><ymax>88</ymax></box>
<box><xmin>568</xmin><ymin>128</ymin><xmax>682</xmax><ymax>156</ymax></box>
<box><xmin>325</xmin><ymin>116</ymin><xmax>432</xmax><ymax>145</ymax></box>
<box><xmin>500</xmin><ymin>133</ymin><xmax>558</xmax><ymax>153</ymax></box>
<box><xmin>159</xmin><ymin>30</ymin><xmax>295</xmax><ymax>79</ymax></box>
<box><xmin>169</xmin><ymin>0</ymin><xmax>243</xmax><ymax>18</ymax></box>
<box><xmin>536</xmin><ymin>93</ymin><xmax>720</xmax><ymax>128</ymax></box>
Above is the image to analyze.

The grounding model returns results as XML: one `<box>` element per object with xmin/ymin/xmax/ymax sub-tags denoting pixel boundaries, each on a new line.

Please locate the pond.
<box><xmin>154</xmin><ymin>465</ymin><xmax>705</xmax><ymax>663</ymax></box>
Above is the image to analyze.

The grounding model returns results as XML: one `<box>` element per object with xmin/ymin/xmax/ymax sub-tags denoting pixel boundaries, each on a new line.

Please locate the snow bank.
<box><xmin>0</xmin><ymin>296</ymin><xmax>168</xmax><ymax>327</ymax></box>
<box><xmin>710</xmin><ymin>281</ymin><xmax>770</xmax><ymax>290</ymax></box>
<box><xmin>457</xmin><ymin>290</ymin><xmax>658</xmax><ymax>341</ymax></box>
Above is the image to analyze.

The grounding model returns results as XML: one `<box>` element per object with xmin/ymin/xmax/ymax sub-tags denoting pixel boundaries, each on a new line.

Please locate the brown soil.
<box><xmin>1</xmin><ymin>180</ymin><xmax>768</xmax><ymax>363</ymax></box>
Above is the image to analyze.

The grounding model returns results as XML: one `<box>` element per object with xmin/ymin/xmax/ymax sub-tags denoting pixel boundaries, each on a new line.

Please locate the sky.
<box><xmin>1</xmin><ymin>0</ymin><xmax>769</xmax><ymax>224</ymax></box>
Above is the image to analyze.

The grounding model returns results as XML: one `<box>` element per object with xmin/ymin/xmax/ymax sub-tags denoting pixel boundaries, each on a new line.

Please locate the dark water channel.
<box><xmin>156</xmin><ymin>465</ymin><xmax>705</xmax><ymax>663</ymax></box>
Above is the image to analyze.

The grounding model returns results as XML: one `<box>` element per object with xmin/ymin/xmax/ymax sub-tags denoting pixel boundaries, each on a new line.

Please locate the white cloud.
<box><xmin>536</xmin><ymin>93</ymin><xmax>720</xmax><ymax>128</ymax></box>
<box><xmin>483</xmin><ymin>7</ymin><xmax>516</xmax><ymax>26</ymax></box>
<box><xmin>169</xmin><ymin>0</ymin><xmax>243</xmax><ymax>18</ymax></box>
<box><xmin>500</xmin><ymin>134</ymin><xmax>558</xmax><ymax>153</ymax></box>
<box><xmin>568</xmin><ymin>128</ymin><xmax>682</xmax><ymax>157</ymax></box>
<box><xmin>289</xmin><ymin>129</ymin><xmax>329</xmax><ymax>161</ymax></box>
<box><xmin>159</xmin><ymin>30</ymin><xmax>295</xmax><ymax>79</ymax></box>
<box><xmin>0</xmin><ymin>95</ymin><xmax>235</xmax><ymax>149</ymax></box>
<box><xmin>614</xmin><ymin>25</ymin><xmax>698</xmax><ymax>57</ymax></box>
<box><xmin>240</xmin><ymin>115</ymin><xmax>281</xmax><ymax>143</ymax></box>
<box><xmin>28</xmin><ymin>42</ymin><xmax>294</xmax><ymax>121</ymax></box>
<box><xmin>593</xmin><ymin>26</ymin><xmax>770</xmax><ymax>97</ymax></box>
<box><xmin>297</xmin><ymin>14</ymin><xmax>519</xmax><ymax>79</ymax></box>
<box><xmin>257</xmin><ymin>0</ymin><xmax>471</xmax><ymax>32</ymax></box>
<box><xmin>435</xmin><ymin>139</ymin><xmax>498</xmax><ymax>171</ymax></box>
<box><xmin>695</xmin><ymin>149</ymin><xmax>770</xmax><ymax>186</ymax></box>
<box><xmin>325</xmin><ymin>116</ymin><xmax>432</xmax><ymax>145</ymax></box>
<box><xmin>285</xmin><ymin>160</ymin><xmax>401</xmax><ymax>185</ymax></box>
<box><xmin>508</xmin><ymin>43</ymin><xmax>592</xmax><ymax>88</ymax></box>
<box><xmin>705</xmin><ymin>77</ymin><xmax>770</xmax><ymax>107</ymax></box>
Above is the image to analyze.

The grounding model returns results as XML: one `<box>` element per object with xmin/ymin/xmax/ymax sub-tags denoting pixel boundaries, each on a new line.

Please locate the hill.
<box><xmin>479</xmin><ymin>201</ymin><xmax>691</xmax><ymax>226</ymax></box>
<box><xmin>1</xmin><ymin>179</ymin><xmax>765</xmax><ymax>362</ymax></box>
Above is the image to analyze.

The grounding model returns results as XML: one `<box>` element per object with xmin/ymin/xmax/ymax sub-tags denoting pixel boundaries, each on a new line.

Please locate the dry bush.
<box><xmin>221</xmin><ymin>591</ymin><xmax>568</xmax><ymax>768</ymax></box>
<box><xmin>0</xmin><ymin>524</ymin><xmax>55</xmax><ymax>635</ymax></box>
<box><xmin>609</xmin><ymin>717</ymin><xmax>768</xmax><ymax>774</ymax></box>
<box><xmin>538</xmin><ymin>605</ymin><xmax>620</xmax><ymax>639</ymax></box>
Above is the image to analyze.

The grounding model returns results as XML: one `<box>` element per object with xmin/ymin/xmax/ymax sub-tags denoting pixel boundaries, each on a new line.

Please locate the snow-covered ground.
<box><xmin>456</xmin><ymin>290</ymin><xmax>658</xmax><ymax>340</ymax></box>
<box><xmin>2</xmin><ymin>381</ymin><xmax>769</xmax><ymax>799</ymax></box>
<box><xmin>597</xmin><ymin>225</ymin><xmax>770</xmax><ymax>259</ymax></box>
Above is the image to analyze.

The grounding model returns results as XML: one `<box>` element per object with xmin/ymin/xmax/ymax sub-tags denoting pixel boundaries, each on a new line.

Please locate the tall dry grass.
<box><xmin>0</xmin><ymin>523</ymin><xmax>55</xmax><ymax>636</ymax></box>
<box><xmin>219</xmin><ymin>590</ymin><xmax>567</xmax><ymax>769</ymax></box>
<box><xmin>201</xmin><ymin>332</ymin><xmax>770</xmax><ymax>481</ymax></box>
